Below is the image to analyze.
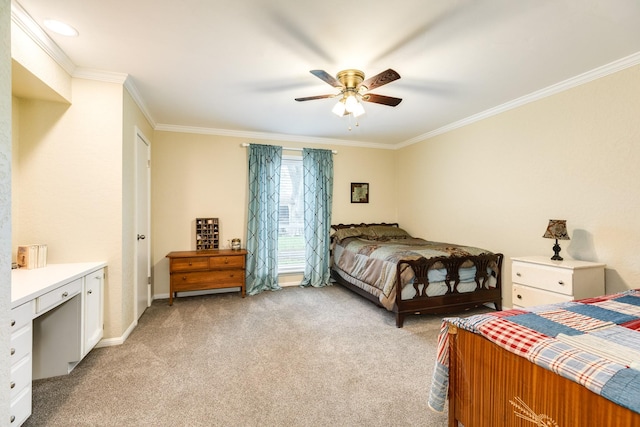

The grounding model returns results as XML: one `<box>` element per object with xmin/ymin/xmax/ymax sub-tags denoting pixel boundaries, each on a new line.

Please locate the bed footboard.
<box><xmin>394</xmin><ymin>253</ymin><xmax>503</xmax><ymax>327</ymax></box>
<box><xmin>448</xmin><ymin>325</ymin><xmax>640</xmax><ymax>426</ymax></box>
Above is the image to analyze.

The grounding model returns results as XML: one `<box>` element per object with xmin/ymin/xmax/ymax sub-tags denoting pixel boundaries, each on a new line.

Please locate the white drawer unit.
<box><xmin>10</xmin><ymin>301</ymin><xmax>34</xmax><ymax>426</ymax></box>
<box><xmin>11</xmin><ymin>262</ymin><xmax>107</xmax><ymax>426</ymax></box>
<box><xmin>511</xmin><ymin>256</ymin><xmax>605</xmax><ymax>309</ymax></box>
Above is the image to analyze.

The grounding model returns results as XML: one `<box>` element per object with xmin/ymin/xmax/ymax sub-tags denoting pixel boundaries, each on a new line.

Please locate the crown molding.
<box><xmin>397</xmin><ymin>51</ymin><xmax>640</xmax><ymax>149</ymax></box>
<box><xmin>11</xmin><ymin>0</ymin><xmax>76</xmax><ymax>76</ymax></box>
<box><xmin>154</xmin><ymin>124</ymin><xmax>394</xmax><ymax>150</ymax></box>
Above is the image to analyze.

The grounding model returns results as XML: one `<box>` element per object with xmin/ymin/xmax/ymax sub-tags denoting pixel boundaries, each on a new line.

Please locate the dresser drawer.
<box><xmin>171</xmin><ymin>257</ymin><xmax>209</xmax><ymax>272</ymax></box>
<box><xmin>171</xmin><ymin>270</ymin><xmax>244</xmax><ymax>291</ymax></box>
<box><xmin>10</xmin><ymin>385</ymin><xmax>31</xmax><ymax>426</ymax></box>
<box><xmin>11</xmin><ymin>301</ymin><xmax>33</xmax><ymax>331</ymax></box>
<box><xmin>10</xmin><ymin>354</ymin><xmax>31</xmax><ymax>400</ymax></box>
<box><xmin>36</xmin><ymin>278</ymin><xmax>82</xmax><ymax>314</ymax></box>
<box><xmin>209</xmin><ymin>255</ymin><xmax>244</xmax><ymax>269</ymax></box>
<box><xmin>10</xmin><ymin>326</ymin><xmax>31</xmax><ymax>368</ymax></box>
<box><xmin>512</xmin><ymin>261</ymin><xmax>573</xmax><ymax>296</ymax></box>
<box><xmin>512</xmin><ymin>284</ymin><xmax>574</xmax><ymax>308</ymax></box>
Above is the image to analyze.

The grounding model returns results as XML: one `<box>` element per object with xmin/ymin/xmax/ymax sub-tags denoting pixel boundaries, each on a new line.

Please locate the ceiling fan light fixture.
<box><xmin>344</xmin><ymin>94</ymin><xmax>358</xmax><ymax>113</ymax></box>
<box><xmin>332</xmin><ymin>100</ymin><xmax>346</xmax><ymax>116</ymax></box>
<box><xmin>352</xmin><ymin>102</ymin><xmax>365</xmax><ymax>118</ymax></box>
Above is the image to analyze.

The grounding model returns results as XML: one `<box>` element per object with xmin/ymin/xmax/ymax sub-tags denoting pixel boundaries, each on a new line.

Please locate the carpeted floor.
<box><xmin>24</xmin><ymin>285</ymin><xmax>483</xmax><ymax>426</ymax></box>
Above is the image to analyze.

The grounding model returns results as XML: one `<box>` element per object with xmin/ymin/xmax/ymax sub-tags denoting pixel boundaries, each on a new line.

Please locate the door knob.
<box><xmin>137</xmin><ymin>234</ymin><xmax>146</xmax><ymax>240</ymax></box>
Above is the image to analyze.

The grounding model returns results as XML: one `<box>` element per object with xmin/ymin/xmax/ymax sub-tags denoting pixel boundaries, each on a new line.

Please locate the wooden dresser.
<box><xmin>166</xmin><ymin>249</ymin><xmax>247</xmax><ymax>305</ymax></box>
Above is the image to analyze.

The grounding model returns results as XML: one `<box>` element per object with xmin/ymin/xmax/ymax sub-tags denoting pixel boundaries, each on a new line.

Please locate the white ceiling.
<box><xmin>13</xmin><ymin>0</ymin><xmax>640</xmax><ymax>147</ymax></box>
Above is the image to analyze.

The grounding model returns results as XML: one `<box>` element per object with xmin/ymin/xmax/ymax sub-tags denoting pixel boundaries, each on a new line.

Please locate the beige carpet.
<box><xmin>24</xmin><ymin>285</ymin><xmax>481</xmax><ymax>426</ymax></box>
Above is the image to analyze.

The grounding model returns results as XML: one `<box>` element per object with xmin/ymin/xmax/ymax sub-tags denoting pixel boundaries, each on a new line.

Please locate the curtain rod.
<box><xmin>241</xmin><ymin>143</ymin><xmax>337</xmax><ymax>154</ymax></box>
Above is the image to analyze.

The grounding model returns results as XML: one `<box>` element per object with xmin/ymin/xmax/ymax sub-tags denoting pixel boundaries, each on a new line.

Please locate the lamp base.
<box><xmin>551</xmin><ymin>239</ymin><xmax>563</xmax><ymax>261</ymax></box>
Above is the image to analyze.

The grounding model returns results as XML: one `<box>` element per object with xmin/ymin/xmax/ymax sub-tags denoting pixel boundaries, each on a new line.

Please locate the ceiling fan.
<box><xmin>295</xmin><ymin>69</ymin><xmax>402</xmax><ymax>118</ymax></box>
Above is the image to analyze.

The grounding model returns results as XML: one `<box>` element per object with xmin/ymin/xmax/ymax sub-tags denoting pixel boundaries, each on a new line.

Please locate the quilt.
<box><xmin>428</xmin><ymin>290</ymin><xmax>640</xmax><ymax>415</ymax></box>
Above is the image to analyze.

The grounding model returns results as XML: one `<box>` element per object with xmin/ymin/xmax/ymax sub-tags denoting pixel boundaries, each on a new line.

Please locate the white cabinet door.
<box><xmin>82</xmin><ymin>269</ymin><xmax>104</xmax><ymax>358</ymax></box>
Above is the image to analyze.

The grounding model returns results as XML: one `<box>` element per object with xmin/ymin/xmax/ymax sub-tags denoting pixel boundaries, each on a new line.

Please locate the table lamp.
<box><xmin>543</xmin><ymin>219</ymin><xmax>570</xmax><ymax>261</ymax></box>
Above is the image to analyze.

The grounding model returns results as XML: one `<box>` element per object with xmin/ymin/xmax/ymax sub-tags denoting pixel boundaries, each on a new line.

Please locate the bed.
<box><xmin>330</xmin><ymin>223</ymin><xmax>504</xmax><ymax>327</ymax></box>
<box><xmin>429</xmin><ymin>290</ymin><xmax>640</xmax><ymax>426</ymax></box>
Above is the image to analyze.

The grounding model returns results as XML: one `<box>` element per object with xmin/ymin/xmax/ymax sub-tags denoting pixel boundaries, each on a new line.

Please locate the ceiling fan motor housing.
<box><xmin>337</xmin><ymin>69</ymin><xmax>365</xmax><ymax>90</ymax></box>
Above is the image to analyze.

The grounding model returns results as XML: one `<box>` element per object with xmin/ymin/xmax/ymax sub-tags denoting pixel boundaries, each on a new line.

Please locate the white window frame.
<box><xmin>278</xmin><ymin>154</ymin><xmax>305</xmax><ymax>273</ymax></box>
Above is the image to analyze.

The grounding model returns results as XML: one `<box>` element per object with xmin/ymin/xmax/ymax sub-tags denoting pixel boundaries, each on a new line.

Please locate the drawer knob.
<box><xmin>62</xmin><ymin>291</ymin><xmax>69</xmax><ymax>298</ymax></box>
<box><xmin>10</xmin><ymin>415</ymin><xmax>15</xmax><ymax>423</ymax></box>
<box><xmin>516</xmin><ymin>272</ymin><xmax>521</xmax><ymax>277</ymax></box>
<box><xmin>10</xmin><ymin>381</ymin><xmax>15</xmax><ymax>389</ymax></box>
<box><xmin>10</xmin><ymin>348</ymin><xmax>15</xmax><ymax>356</ymax></box>
<box><xmin>517</xmin><ymin>294</ymin><xmax>522</xmax><ymax>299</ymax></box>
<box><xmin>10</xmin><ymin>319</ymin><xmax>15</xmax><ymax>327</ymax></box>
<box><xmin>188</xmin><ymin>262</ymin><xmax>192</xmax><ymax>266</ymax></box>
<box><xmin>558</xmin><ymin>281</ymin><xmax>564</xmax><ymax>285</ymax></box>
<box><xmin>182</xmin><ymin>276</ymin><xmax>187</xmax><ymax>281</ymax></box>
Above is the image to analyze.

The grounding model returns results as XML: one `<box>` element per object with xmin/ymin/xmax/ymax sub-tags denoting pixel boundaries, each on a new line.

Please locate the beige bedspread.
<box><xmin>333</xmin><ymin>237</ymin><xmax>495</xmax><ymax>310</ymax></box>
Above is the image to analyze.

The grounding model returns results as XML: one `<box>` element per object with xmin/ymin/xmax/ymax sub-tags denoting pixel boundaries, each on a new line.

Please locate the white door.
<box><xmin>135</xmin><ymin>129</ymin><xmax>151</xmax><ymax>319</ymax></box>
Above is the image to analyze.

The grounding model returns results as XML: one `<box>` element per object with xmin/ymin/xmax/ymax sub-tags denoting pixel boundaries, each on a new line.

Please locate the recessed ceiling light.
<box><xmin>44</xmin><ymin>19</ymin><xmax>78</xmax><ymax>37</ymax></box>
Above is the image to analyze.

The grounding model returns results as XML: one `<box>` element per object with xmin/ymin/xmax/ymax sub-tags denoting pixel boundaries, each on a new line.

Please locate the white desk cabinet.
<box><xmin>11</xmin><ymin>262</ymin><xmax>106</xmax><ymax>426</ymax></box>
<box><xmin>82</xmin><ymin>269</ymin><xmax>104</xmax><ymax>358</ymax></box>
<box><xmin>10</xmin><ymin>301</ymin><xmax>34</xmax><ymax>426</ymax></box>
<box><xmin>511</xmin><ymin>256</ymin><xmax>605</xmax><ymax>309</ymax></box>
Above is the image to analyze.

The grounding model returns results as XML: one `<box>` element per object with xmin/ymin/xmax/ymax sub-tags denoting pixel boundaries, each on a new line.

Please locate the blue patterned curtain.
<box><xmin>245</xmin><ymin>144</ymin><xmax>283</xmax><ymax>295</ymax></box>
<box><xmin>300</xmin><ymin>148</ymin><xmax>333</xmax><ymax>287</ymax></box>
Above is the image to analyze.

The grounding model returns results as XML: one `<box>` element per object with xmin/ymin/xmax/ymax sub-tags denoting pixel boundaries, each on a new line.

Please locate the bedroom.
<box><xmin>2</xmin><ymin>0</ymin><xmax>640</xmax><ymax>424</ymax></box>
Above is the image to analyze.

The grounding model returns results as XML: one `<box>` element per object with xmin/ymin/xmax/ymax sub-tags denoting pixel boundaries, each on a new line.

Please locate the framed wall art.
<box><xmin>351</xmin><ymin>182</ymin><xmax>369</xmax><ymax>203</ymax></box>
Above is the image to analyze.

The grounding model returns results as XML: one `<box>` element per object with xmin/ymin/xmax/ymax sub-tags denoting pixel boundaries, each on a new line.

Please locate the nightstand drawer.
<box><xmin>512</xmin><ymin>261</ymin><xmax>573</xmax><ymax>296</ymax></box>
<box><xmin>512</xmin><ymin>284</ymin><xmax>573</xmax><ymax>308</ymax></box>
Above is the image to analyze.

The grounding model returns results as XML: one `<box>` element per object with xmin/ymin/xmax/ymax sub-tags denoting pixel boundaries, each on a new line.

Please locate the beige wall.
<box><xmin>1</xmin><ymin>0</ymin><xmax>12</xmax><ymax>414</ymax></box>
<box><xmin>12</xmin><ymin>78</ymin><xmax>126</xmax><ymax>337</ymax></box>
<box><xmin>150</xmin><ymin>132</ymin><xmax>398</xmax><ymax>297</ymax></box>
<box><xmin>397</xmin><ymin>64</ymin><xmax>640</xmax><ymax>305</ymax></box>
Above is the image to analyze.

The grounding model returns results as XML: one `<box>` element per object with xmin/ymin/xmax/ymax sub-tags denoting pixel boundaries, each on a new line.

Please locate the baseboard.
<box><xmin>95</xmin><ymin>318</ymin><xmax>138</xmax><ymax>348</ymax></box>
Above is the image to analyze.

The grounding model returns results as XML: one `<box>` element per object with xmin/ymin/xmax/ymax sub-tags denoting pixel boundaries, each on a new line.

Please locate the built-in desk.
<box><xmin>10</xmin><ymin>262</ymin><xmax>107</xmax><ymax>426</ymax></box>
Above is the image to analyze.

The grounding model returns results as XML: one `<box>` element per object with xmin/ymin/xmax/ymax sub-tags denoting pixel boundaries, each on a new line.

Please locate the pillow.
<box><xmin>366</xmin><ymin>225</ymin><xmax>412</xmax><ymax>239</ymax></box>
<box><xmin>333</xmin><ymin>227</ymin><xmax>366</xmax><ymax>242</ymax></box>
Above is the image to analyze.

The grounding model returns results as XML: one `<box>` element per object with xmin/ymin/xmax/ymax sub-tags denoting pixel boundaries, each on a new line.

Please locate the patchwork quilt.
<box><xmin>428</xmin><ymin>290</ymin><xmax>640</xmax><ymax>415</ymax></box>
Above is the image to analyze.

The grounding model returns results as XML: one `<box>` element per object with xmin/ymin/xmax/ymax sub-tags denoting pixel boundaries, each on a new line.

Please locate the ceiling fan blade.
<box><xmin>295</xmin><ymin>94</ymin><xmax>336</xmax><ymax>102</ymax></box>
<box><xmin>310</xmin><ymin>70</ymin><xmax>343</xmax><ymax>88</ymax></box>
<box><xmin>361</xmin><ymin>69</ymin><xmax>401</xmax><ymax>91</ymax></box>
<box><xmin>361</xmin><ymin>93</ymin><xmax>402</xmax><ymax>107</ymax></box>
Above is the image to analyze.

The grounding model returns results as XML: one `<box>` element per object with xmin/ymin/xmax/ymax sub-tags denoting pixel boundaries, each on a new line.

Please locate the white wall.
<box><xmin>1</xmin><ymin>0</ymin><xmax>12</xmax><ymax>416</ymax></box>
<box><xmin>397</xmin><ymin>64</ymin><xmax>640</xmax><ymax>305</ymax></box>
<box><xmin>150</xmin><ymin>131</ymin><xmax>398</xmax><ymax>297</ymax></box>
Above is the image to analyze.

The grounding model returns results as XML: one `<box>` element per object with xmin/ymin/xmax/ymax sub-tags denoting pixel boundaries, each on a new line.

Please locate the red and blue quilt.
<box><xmin>428</xmin><ymin>290</ymin><xmax>640</xmax><ymax>414</ymax></box>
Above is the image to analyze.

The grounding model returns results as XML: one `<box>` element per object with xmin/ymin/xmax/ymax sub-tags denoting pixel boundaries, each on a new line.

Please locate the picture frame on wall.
<box><xmin>351</xmin><ymin>182</ymin><xmax>369</xmax><ymax>203</ymax></box>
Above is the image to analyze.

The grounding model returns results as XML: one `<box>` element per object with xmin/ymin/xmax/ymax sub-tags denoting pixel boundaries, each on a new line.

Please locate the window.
<box><xmin>278</xmin><ymin>155</ymin><xmax>305</xmax><ymax>272</ymax></box>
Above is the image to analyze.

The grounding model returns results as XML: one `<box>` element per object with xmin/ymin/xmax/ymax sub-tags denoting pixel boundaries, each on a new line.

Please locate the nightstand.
<box><xmin>511</xmin><ymin>256</ymin><xmax>605</xmax><ymax>308</ymax></box>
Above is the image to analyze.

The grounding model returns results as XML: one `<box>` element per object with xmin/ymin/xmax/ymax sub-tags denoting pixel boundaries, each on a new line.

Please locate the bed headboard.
<box><xmin>331</xmin><ymin>222</ymin><xmax>399</xmax><ymax>231</ymax></box>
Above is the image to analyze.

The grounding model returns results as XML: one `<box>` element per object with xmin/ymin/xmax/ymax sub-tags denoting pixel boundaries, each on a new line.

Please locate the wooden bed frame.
<box><xmin>330</xmin><ymin>223</ymin><xmax>504</xmax><ymax>327</ymax></box>
<box><xmin>447</xmin><ymin>325</ymin><xmax>640</xmax><ymax>426</ymax></box>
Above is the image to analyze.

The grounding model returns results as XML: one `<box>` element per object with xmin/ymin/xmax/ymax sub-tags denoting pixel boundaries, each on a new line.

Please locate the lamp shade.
<box><xmin>332</xmin><ymin>100</ymin><xmax>346</xmax><ymax>116</ymax></box>
<box><xmin>543</xmin><ymin>219</ymin><xmax>570</xmax><ymax>240</ymax></box>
